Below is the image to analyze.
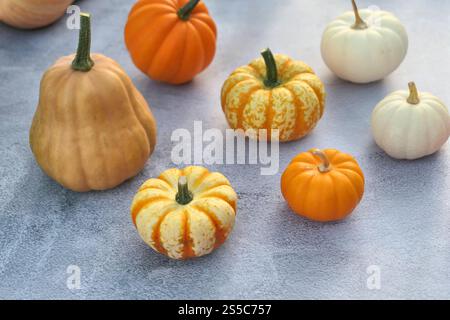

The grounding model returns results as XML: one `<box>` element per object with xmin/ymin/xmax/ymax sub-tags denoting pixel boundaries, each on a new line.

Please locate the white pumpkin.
<box><xmin>371</xmin><ymin>82</ymin><xmax>450</xmax><ymax>160</ymax></box>
<box><xmin>321</xmin><ymin>0</ymin><xmax>408</xmax><ymax>83</ymax></box>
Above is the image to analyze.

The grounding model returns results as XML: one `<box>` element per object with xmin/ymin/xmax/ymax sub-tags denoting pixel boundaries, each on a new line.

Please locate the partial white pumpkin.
<box><xmin>321</xmin><ymin>0</ymin><xmax>408</xmax><ymax>83</ymax></box>
<box><xmin>371</xmin><ymin>82</ymin><xmax>450</xmax><ymax>160</ymax></box>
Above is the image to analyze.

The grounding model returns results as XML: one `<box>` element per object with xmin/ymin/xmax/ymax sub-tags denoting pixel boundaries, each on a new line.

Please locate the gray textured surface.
<box><xmin>1</xmin><ymin>0</ymin><xmax>449</xmax><ymax>300</ymax></box>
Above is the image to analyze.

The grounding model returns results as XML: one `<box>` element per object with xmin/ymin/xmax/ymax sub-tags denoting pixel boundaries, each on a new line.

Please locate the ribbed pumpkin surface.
<box><xmin>221</xmin><ymin>54</ymin><xmax>326</xmax><ymax>141</ymax></box>
<box><xmin>124</xmin><ymin>0</ymin><xmax>217</xmax><ymax>84</ymax></box>
<box><xmin>281</xmin><ymin>149</ymin><xmax>364</xmax><ymax>222</ymax></box>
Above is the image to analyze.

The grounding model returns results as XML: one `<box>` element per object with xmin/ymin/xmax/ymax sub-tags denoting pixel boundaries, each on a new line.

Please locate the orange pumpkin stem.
<box><xmin>176</xmin><ymin>176</ymin><xmax>193</xmax><ymax>205</ymax></box>
<box><xmin>72</xmin><ymin>13</ymin><xmax>94</xmax><ymax>72</ymax></box>
<box><xmin>311</xmin><ymin>149</ymin><xmax>331</xmax><ymax>173</ymax></box>
<box><xmin>178</xmin><ymin>0</ymin><xmax>200</xmax><ymax>21</ymax></box>
<box><xmin>351</xmin><ymin>0</ymin><xmax>368</xmax><ymax>30</ymax></box>
<box><xmin>407</xmin><ymin>82</ymin><xmax>420</xmax><ymax>105</ymax></box>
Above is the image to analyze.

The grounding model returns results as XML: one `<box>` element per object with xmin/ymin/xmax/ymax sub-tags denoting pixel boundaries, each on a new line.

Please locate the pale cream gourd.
<box><xmin>321</xmin><ymin>0</ymin><xmax>408</xmax><ymax>83</ymax></box>
<box><xmin>131</xmin><ymin>166</ymin><xmax>237</xmax><ymax>260</ymax></box>
<box><xmin>371</xmin><ymin>82</ymin><xmax>450</xmax><ymax>160</ymax></box>
<box><xmin>0</xmin><ymin>0</ymin><xmax>73</xmax><ymax>29</ymax></box>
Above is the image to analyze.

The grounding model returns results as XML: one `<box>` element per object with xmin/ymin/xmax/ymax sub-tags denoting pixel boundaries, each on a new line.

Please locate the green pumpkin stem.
<box><xmin>176</xmin><ymin>176</ymin><xmax>193</xmax><ymax>205</ymax></box>
<box><xmin>72</xmin><ymin>13</ymin><xmax>94</xmax><ymax>72</ymax></box>
<box><xmin>178</xmin><ymin>0</ymin><xmax>200</xmax><ymax>21</ymax></box>
<box><xmin>261</xmin><ymin>48</ymin><xmax>280</xmax><ymax>88</ymax></box>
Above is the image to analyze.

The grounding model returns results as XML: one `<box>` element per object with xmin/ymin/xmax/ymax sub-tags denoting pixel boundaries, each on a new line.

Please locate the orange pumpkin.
<box><xmin>281</xmin><ymin>149</ymin><xmax>364</xmax><ymax>222</ymax></box>
<box><xmin>124</xmin><ymin>0</ymin><xmax>217</xmax><ymax>84</ymax></box>
<box><xmin>0</xmin><ymin>0</ymin><xmax>73</xmax><ymax>29</ymax></box>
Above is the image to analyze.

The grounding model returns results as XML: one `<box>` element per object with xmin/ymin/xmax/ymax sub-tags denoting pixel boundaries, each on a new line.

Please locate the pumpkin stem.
<box><xmin>311</xmin><ymin>149</ymin><xmax>331</xmax><ymax>173</ymax></box>
<box><xmin>72</xmin><ymin>13</ymin><xmax>94</xmax><ymax>72</ymax></box>
<box><xmin>178</xmin><ymin>0</ymin><xmax>200</xmax><ymax>21</ymax></box>
<box><xmin>176</xmin><ymin>176</ymin><xmax>193</xmax><ymax>205</ymax></box>
<box><xmin>407</xmin><ymin>82</ymin><xmax>420</xmax><ymax>105</ymax></box>
<box><xmin>261</xmin><ymin>48</ymin><xmax>281</xmax><ymax>88</ymax></box>
<box><xmin>351</xmin><ymin>0</ymin><xmax>368</xmax><ymax>30</ymax></box>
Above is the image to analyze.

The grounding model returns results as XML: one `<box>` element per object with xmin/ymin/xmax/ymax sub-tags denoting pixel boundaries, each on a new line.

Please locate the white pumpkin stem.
<box><xmin>407</xmin><ymin>82</ymin><xmax>420</xmax><ymax>105</ymax></box>
<box><xmin>311</xmin><ymin>149</ymin><xmax>331</xmax><ymax>173</ymax></box>
<box><xmin>176</xmin><ymin>176</ymin><xmax>193</xmax><ymax>205</ymax></box>
<box><xmin>351</xmin><ymin>0</ymin><xmax>368</xmax><ymax>30</ymax></box>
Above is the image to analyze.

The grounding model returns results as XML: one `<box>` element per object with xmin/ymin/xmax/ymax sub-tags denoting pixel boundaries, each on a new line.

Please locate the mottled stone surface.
<box><xmin>0</xmin><ymin>0</ymin><xmax>449</xmax><ymax>299</ymax></box>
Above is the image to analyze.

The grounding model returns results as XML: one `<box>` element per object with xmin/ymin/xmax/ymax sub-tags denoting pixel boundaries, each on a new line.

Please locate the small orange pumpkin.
<box><xmin>0</xmin><ymin>0</ymin><xmax>73</xmax><ymax>29</ymax></box>
<box><xmin>281</xmin><ymin>149</ymin><xmax>364</xmax><ymax>222</ymax></box>
<box><xmin>124</xmin><ymin>0</ymin><xmax>217</xmax><ymax>84</ymax></box>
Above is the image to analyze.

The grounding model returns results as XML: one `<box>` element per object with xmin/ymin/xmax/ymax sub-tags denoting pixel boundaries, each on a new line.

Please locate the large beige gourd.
<box><xmin>30</xmin><ymin>13</ymin><xmax>157</xmax><ymax>191</ymax></box>
<box><xmin>0</xmin><ymin>0</ymin><xmax>73</xmax><ymax>29</ymax></box>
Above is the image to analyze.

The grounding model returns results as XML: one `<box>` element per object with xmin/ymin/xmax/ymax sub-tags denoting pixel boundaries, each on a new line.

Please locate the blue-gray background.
<box><xmin>1</xmin><ymin>0</ymin><xmax>449</xmax><ymax>299</ymax></box>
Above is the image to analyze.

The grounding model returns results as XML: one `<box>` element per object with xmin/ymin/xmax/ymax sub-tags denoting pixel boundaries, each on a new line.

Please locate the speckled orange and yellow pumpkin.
<box><xmin>131</xmin><ymin>166</ymin><xmax>237</xmax><ymax>259</ymax></box>
<box><xmin>29</xmin><ymin>14</ymin><xmax>157</xmax><ymax>192</ymax></box>
<box><xmin>221</xmin><ymin>48</ymin><xmax>326</xmax><ymax>141</ymax></box>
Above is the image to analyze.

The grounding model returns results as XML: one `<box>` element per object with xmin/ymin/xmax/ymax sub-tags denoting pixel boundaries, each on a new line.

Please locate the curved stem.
<box><xmin>311</xmin><ymin>149</ymin><xmax>331</xmax><ymax>173</ymax></box>
<box><xmin>351</xmin><ymin>0</ymin><xmax>368</xmax><ymax>30</ymax></box>
<box><xmin>261</xmin><ymin>48</ymin><xmax>280</xmax><ymax>88</ymax></box>
<box><xmin>178</xmin><ymin>0</ymin><xmax>200</xmax><ymax>21</ymax></box>
<box><xmin>407</xmin><ymin>82</ymin><xmax>420</xmax><ymax>105</ymax></box>
<box><xmin>176</xmin><ymin>176</ymin><xmax>193</xmax><ymax>205</ymax></box>
<box><xmin>72</xmin><ymin>13</ymin><xmax>94</xmax><ymax>72</ymax></box>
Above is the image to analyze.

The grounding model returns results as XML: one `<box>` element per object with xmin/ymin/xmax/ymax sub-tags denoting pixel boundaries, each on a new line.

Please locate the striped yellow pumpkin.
<box><xmin>221</xmin><ymin>48</ymin><xmax>326</xmax><ymax>141</ymax></box>
<box><xmin>131</xmin><ymin>166</ymin><xmax>237</xmax><ymax>259</ymax></box>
